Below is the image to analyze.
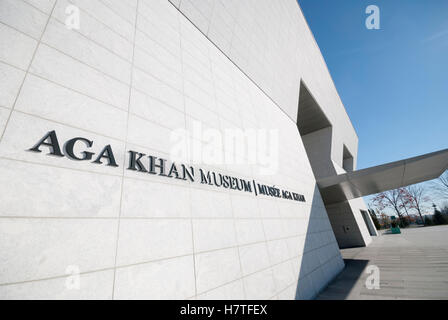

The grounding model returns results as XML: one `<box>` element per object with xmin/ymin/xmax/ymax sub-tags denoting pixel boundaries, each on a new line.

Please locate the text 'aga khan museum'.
<box><xmin>0</xmin><ymin>0</ymin><xmax>447</xmax><ymax>299</ymax></box>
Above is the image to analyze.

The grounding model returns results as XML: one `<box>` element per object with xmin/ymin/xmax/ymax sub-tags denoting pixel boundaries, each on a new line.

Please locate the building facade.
<box><xmin>0</xmin><ymin>0</ymin><xmax>381</xmax><ymax>299</ymax></box>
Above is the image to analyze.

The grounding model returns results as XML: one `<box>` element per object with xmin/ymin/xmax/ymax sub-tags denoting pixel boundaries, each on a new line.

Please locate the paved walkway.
<box><xmin>316</xmin><ymin>225</ymin><xmax>448</xmax><ymax>300</ymax></box>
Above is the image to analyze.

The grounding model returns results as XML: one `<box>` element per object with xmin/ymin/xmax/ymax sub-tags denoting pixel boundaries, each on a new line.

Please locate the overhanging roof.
<box><xmin>317</xmin><ymin>149</ymin><xmax>448</xmax><ymax>205</ymax></box>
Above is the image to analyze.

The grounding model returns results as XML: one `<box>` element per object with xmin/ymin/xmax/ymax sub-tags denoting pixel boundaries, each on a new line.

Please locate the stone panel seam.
<box><xmin>65</xmin><ymin>0</ymin><xmax>134</xmax><ymax>42</ymax></box>
<box><xmin>111</xmin><ymin>0</ymin><xmax>140</xmax><ymax>300</ymax></box>
<box><xmin>167</xmin><ymin>0</ymin><xmax>302</xmax><ymax>127</ymax></box>
<box><xmin>0</xmin><ymin>234</ymin><xmax>337</xmax><ymax>290</ymax></box>
<box><xmin>178</xmin><ymin>6</ymin><xmax>199</xmax><ymax>298</ymax></box>
<box><xmin>0</xmin><ymin>2</ymin><xmax>57</xmax><ymax>143</ymax></box>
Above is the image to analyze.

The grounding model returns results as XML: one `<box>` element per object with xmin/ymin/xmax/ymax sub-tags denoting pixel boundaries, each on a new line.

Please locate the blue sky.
<box><xmin>299</xmin><ymin>0</ymin><xmax>448</xmax><ymax>211</ymax></box>
<box><xmin>299</xmin><ymin>0</ymin><xmax>448</xmax><ymax>171</ymax></box>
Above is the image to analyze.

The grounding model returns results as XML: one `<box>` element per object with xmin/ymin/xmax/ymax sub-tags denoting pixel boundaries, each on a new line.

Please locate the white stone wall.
<box><xmin>171</xmin><ymin>0</ymin><xmax>359</xmax><ymax>171</ymax></box>
<box><xmin>301</xmin><ymin>127</ymin><xmax>334</xmax><ymax>179</ymax></box>
<box><xmin>0</xmin><ymin>0</ymin><xmax>344</xmax><ymax>299</ymax></box>
<box><xmin>172</xmin><ymin>0</ymin><xmax>376</xmax><ymax>248</ymax></box>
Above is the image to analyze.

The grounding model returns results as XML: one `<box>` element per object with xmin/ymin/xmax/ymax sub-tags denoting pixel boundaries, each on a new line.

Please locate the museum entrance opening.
<box><xmin>361</xmin><ymin>210</ymin><xmax>377</xmax><ymax>236</ymax></box>
<box><xmin>296</xmin><ymin>81</ymin><xmax>368</xmax><ymax>249</ymax></box>
<box><xmin>296</xmin><ymin>81</ymin><xmax>333</xmax><ymax>180</ymax></box>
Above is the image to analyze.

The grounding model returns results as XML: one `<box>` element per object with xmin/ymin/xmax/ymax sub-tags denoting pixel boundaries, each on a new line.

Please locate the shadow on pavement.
<box><xmin>315</xmin><ymin>259</ymin><xmax>369</xmax><ymax>300</ymax></box>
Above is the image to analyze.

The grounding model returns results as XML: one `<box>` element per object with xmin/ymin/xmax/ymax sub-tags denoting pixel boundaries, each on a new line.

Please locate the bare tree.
<box><xmin>399</xmin><ymin>189</ymin><xmax>412</xmax><ymax>219</ymax></box>
<box><xmin>433</xmin><ymin>170</ymin><xmax>448</xmax><ymax>198</ymax></box>
<box><xmin>404</xmin><ymin>185</ymin><xmax>430</xmax><ymax>225</ymax></box>
<box><xmin>371</xmin><ymin>189</ymin><xmax>407</xmax><ymax>225</ymax></box>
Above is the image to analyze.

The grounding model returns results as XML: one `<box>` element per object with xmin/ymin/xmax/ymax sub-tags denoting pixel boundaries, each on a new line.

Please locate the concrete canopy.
<box><xmin>317</xmin><ymin>149</ymin><xmax>448</xmax><ymax>205</ymax></box>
